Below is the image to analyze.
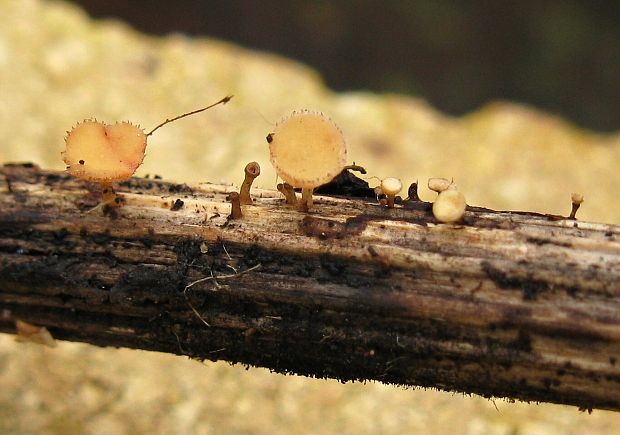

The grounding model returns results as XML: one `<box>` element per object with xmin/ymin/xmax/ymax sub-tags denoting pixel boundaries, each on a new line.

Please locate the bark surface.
<box><xmin>1</xmin><ymin>163</ymin><xmax>619</xmax><ymax>411</ymax></box>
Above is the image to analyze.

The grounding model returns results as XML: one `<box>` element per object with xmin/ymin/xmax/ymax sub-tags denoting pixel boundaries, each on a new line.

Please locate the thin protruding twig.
<box><xmin>184</xmin><ymin>264</ymin><xmax>262</xmax><ymax>292</ymax></box>
<box><xmin>146</xmin><ymin>95</ymin><xmax>233</xmax><ymax>137</ymax></box>
<box><xmin>182</xmin><ymin>264</ymin><xmax>262</xmax><ymax>327</ymax></box>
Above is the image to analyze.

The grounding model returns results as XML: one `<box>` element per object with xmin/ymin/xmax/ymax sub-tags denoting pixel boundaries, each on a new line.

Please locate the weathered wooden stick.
<box><xmin>1</xmin><ymin>163</ymin><xmax>619</xmax><ymax>411</ymax></box>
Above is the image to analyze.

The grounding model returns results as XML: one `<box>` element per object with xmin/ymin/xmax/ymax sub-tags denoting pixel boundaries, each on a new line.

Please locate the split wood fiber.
<box><xmin>0</xmin><ymin>163</ymin><xmax>619</xmax><ymax>411</ymax></box>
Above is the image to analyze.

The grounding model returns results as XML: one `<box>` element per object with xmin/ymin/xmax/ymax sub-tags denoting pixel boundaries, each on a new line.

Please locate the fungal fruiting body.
<box><xmin>428</xmin><ymin>177</ymin><xmax>451</xmax><ymax>193</ymax></box>
<box><xmin>63</xmin><ymin>121</ymin><xmax>147</xmax><ymax>183</ymax></box>
<box><xmin>239</xmin><ymin>161</ymin><xmax>261</xmax><ymax>205</ymax></box>
<box><xmin>227</xmin><ymin>192</ymin><xmax>242</xmax><ymax>219</ymax></box>
<box><xmin>268</xmin><ymin>110</ymin><xmax>347</xmax><ymax>210</ymax></box>
<box><xmin>380</xmin><ymin>177</ymin><xmax>402</xmax><ymax>208</ymax></box>
<box><xmin>569</xmin><ymin>193</ymin><xmax>584</xmax><ymax>219</ymax></box>
<box><xmin>277</xmin><ymin>182</ymin><xmax>298</xmax><ymax>205</ymax></box>
<box><xmin>432</xmin><ymin>185</ymin><xmax>466</xmax><ymax>223</ymax></box>
<box><xmin>63</xmin><ymin>120</ymin><xmax>146</xmax><ymax>207</ymax></box>
<box><xmin>62</xmin><ymin>95</ymin><xmax>232</xmax><ymax>209</ymax></box>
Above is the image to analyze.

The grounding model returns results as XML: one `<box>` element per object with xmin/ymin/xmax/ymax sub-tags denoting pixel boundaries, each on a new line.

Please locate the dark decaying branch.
<box><xmin>0</xmin><ymin>163</ymin><xmax>619</xmax><ymax>411</ymax></box>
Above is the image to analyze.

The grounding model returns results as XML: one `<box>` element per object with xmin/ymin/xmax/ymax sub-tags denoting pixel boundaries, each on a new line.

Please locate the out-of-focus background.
<box><xmin>1</xmin><ymin>0</ymin><xmax>619</xmax><ymax>433</ymax></box>
<box><xmin>70</xmin><ymin>0</ymin><xmax>620</xmax><ymax>132</ymax></box>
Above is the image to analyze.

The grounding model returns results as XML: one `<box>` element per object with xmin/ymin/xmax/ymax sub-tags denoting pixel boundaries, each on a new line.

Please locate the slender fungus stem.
<box><xmin>227</xmin><ymin>192</ymin><xmax>242</xmax><ymax>219</ymax></box>
<box><xmin>239</xmin><ymin>162</ymin><xmax>260</xmax><ymax>205</ymax></box>
<box><xmin>300</xmin><ymin>188</ymin><xmax>313</xmax><ymax>212</ymax></box>
<box><xmin>277</xmin><ymin>183</ymin><xmax>298</xmax><ymax>205</ymax></box>
<box><xmin>146</xmin><ymin>95</ymin><xmax>233</xmax><ymax>137</ymax></box>
<box><xmin>100</xmin><ymin>181</ymin><xmax>118</xmax><ymax>207</ymax></box>
<box><xmin>569</xmin><ymin>193</ymin><xmax>584</xmax><ymax>219</ymax></box>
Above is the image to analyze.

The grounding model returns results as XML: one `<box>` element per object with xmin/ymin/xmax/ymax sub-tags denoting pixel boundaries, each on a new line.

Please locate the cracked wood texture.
<box><xmin>0</xmin><ymin>163</ymin><xmax>619</xmax><ymax>411</ymax></box>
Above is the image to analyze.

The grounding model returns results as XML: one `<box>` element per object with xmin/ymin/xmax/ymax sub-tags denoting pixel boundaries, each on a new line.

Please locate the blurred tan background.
<box><xmin>1</xmin><ymin>0</ymin><xmax>619</xmax><ymax>433</ymax></box>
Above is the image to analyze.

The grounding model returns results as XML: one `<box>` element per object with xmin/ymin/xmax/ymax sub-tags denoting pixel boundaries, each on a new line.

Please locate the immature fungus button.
<box><xmin>432</xmin><ymin>185</ymin><xmax>467</xmax><ymax>223</ymax></box>
<box><xmin>267</xmin><ymin>110</ymin><xmax>347</xmax><ymax>211</ymax></box>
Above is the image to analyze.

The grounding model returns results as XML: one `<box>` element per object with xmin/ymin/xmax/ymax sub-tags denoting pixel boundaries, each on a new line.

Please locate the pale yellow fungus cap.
<box><xmin>268</xmin><ymin>111</ymin><xmax>347</xmax><ymax>189</ymax></box>
<box><xmin>428</xmin><ymin>177</ymin><xmax>452</xmax><ymax>193</ymax></box>
<box><xmin>63</xmin><ymin>120</ymin><xmax>147</xmax><ymax>182</ymax></box>
<box><xmin>571</xmin><ymin>193</ymin><xmax>584</xmax><ymax>205</ymax></box>
<box><xmin>432</xmin><ymin>188</ymin><xmax>466</xmax><ymax>223</ymax></box>
<box><xmin>381</xmin><ymin>177</ymin><xmax>402</xmax><ymax>196</ymax></box>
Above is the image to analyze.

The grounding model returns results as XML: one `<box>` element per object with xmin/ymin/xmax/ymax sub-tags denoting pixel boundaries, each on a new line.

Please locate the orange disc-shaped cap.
<box><xmin>63</xmin><ymin>120</ymin><xmax>147</xmax><ymax>182</ymax></box>
<box><xmin>268</xmin><ymin>111</ymin><xmax>347</xmax><ymax>189</ymax></box>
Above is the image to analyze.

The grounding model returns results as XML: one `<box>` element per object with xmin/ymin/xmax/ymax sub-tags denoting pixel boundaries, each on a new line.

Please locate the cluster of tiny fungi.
<box><xmin>62</xmin><ymin>96</ymin><xmax>583</xmax><ymax>223</ymax></box>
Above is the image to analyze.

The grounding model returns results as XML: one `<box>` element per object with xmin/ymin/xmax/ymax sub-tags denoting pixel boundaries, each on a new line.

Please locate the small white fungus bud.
<box><xmin>432</xmin><ymin>187</ymin><xmax>466</xmax><ymax>223</ymax></box>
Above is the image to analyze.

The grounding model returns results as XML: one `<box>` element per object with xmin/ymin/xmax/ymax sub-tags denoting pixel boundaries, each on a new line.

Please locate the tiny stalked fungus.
<box><xmin>569</xmin><ymin>192</ymin><xmax>584</xmax><ymax>219</ymax></box>
<box><xmin>227</xmin><ymin>191</ymin><xmax>242</xmax><ymax>219</ymax></box>
<box><xmin>267</xmin><ymin>110</ymin><xmax>347</xmax><ymax>211</ymax></box>
<box><xmin>63</xmin><ymin>120</ymin><xmax>147</xmax><ymax>206</ymax></box>
<box><xmin>428</xmin><ymin>177</ymin><xmax>452</xmax><ymax>193</ymax></box>
<box><xmin>380</xmin><ymin>177</ymin><xmax>402</xmax><ymax>208</ymax></box>
<box><xmin>63</xmin><ymin>95</ymin><xmax>232</xmax><ymax>208</ymax></box>
<box><xmin>432</xmin><ymin>185</ymin><xmax>466</xmax><ymax>223</ymax></box>
<box><xmin>239</xmin><ymin>161</ymin><xmax>261</xmax><ymax>205</ymax></box>
<box><xmin>277</xmin><ymin>182</ymin><xmax>298</xmax><ymax>205</ymax></box>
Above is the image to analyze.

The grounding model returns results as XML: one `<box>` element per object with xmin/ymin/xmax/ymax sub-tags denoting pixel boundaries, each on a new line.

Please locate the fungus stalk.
<box><xmin>301</xmin><ymin>188</ymin><xmax>313</xmax><ymax>211</ymax></box>
<box><xmin>227</xmin><ymin>192</ymin><xmax>242</xmax><ymax>219</ymax></box>
<box><xmin>100</xmin><ymin>181</ymin><xmax>118</xmax><ymax>208</ymax></box>
<box><xmin>239</xmin><ymin>162</ymin><xmax>260</xmax><ymax>205</ymax></box>
<box><xmin>569</xmin><ymin>193</ymin><xmax>584</xmax><ymax>219</ymax></box>
<box><xmin>277</xmin><ymin>183</ymin><xmax>297</xmax><ymax>205</ymax></box>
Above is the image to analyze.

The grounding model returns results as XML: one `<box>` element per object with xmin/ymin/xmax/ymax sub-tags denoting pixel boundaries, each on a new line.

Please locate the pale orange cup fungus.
<box><xmin>62</xmin><ymin>95</ymin><xmax>232</xmax><ymax>208</ymax></box>
<box><xmin>63</xmin><ymin>121</ymin><xmax>147</xmax><ymax>206</ymax></box>
<box><xmin>267</xmin><ymin>110</ymin><xmax>347</xmax><ymax>211</ymax></box>
<box><xmin>380</xmin><ymin>177</ymin><xmax>402</xmax><ymax>208</ymax></box>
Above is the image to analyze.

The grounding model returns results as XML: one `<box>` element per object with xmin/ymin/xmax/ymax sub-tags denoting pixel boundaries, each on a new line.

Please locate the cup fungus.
<box><xmin>267</xmin><ymin>110</ymin><xmax>347</xmax><ymax>211</ymax></box>
<box><xmin>63</xmin><ymin>120</ymin><xmax>147</xmax><ymax>206</ymax></box>
<box><xmin>428</xmin><ymin>177</ymin><xmax>452</xmax><ymax>193</ymax></box>
<box><xmin>380</xmin><ymin>177</ymin><xmax>402</xmax><ymax>208</ymax></box>
<box><xmin>569</xmin><ymin>193</ymin><xmax>584</xmax><ymax>219</ymax></box>
<box><xmin>62</xmin><ymin>95</ymin><xmax>232</xmax><ymax>209</ymax></box>
<box><xmin>239</xmin><ymin>162</ymin><xmax>261</xmax><ymax>205</ymax></box>
<box><xmin>432</xmin><ymin>185</ymin><xmax>467</xmax><ymax>223</ymax></box>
